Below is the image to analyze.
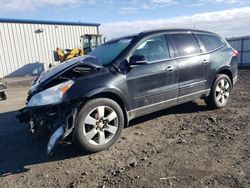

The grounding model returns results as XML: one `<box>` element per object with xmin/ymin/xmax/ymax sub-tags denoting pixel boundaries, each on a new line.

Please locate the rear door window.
<box><xmin>171</xmin><ymin>33</ymin><xmax>201</xmax><ymax>57</ymax></box>
<box><xmin>197</xmin><ymin>34</ymin><xmax>225</xmax><ymax>52</ymax></box>
<box><xmin>132</xmin><ymin>35</ymin><xmax>170</xmax><ymax>63</ymax></box>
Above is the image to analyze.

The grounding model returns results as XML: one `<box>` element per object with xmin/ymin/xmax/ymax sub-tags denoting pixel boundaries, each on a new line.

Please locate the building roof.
<box><xmin>0</xmin><ymin>18</ymin><xmax>100</xmax><ymax>27</ymax></box>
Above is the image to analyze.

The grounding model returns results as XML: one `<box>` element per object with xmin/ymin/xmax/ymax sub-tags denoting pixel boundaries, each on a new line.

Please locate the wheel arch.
<box><xmin>205</xmin><ymin>68</ymin><xmax>233</xmax><ymax>109</ymax></box>
<box><xmin>207</xmin><ymin>67</ymin><xmax>233</xmax><ymax>96</ymax></box>
<box><xmin>79</xmin><ymin>88</ymin><xmax>129</xmax><ymax>127</ymax></box>
<box><xmin>216</xmin><ymin>68</ymin><xmax>233</xmax><ymax>85</ymax></box>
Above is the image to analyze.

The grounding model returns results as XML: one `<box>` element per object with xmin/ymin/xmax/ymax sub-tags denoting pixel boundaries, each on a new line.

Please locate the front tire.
<box><xmin>205</xmin><ymin>74</ymin><xmax>232</xmax><ymax>109</ymax></box>
<box><xmin>74</xmin><ymin>98</ymin><xmax>124</xmax><ymax>152</ymax></box>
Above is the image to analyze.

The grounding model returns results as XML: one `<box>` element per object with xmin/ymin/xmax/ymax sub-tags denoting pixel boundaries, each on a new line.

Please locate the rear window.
<box><xmin>197</xmin><ymin>34</ymin><xmax>225</xmax><ymax>52</ymax></box>
<box><xmin>171</xmin><ymin>33</ymin><xmax>201</xmax><ymax>57</ymax></box>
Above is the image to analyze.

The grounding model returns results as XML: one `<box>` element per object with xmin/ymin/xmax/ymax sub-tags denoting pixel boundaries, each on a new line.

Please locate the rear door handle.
<box><xmin>166</xmin><ymin>66</ymin><xmax>174</xmax><ymax>71</ymax></box>
<box><xmin>203</xmin><ymin>59</ymin><xmax>208</xmax><ymax>64</ymax></box>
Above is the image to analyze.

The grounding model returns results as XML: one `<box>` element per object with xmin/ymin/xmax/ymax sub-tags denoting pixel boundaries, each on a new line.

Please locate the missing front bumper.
<box><xmin>16</xmin><ymin>104</ymin><xmax>78</xmax><ymax>156</ymax></box>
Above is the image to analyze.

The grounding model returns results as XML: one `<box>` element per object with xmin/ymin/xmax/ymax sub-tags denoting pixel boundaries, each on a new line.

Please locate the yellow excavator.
<box><xmin>53</xmin><ymin>34</ymin><xmax>102</xmax><ymax>65</ymax></box>
<box><xmin>56</xmin><ymin>47</ymin><xmax>84</xmax><ymax>62</ymax></box>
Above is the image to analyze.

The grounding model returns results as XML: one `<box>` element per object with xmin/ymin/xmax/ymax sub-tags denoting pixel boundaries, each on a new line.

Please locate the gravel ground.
<box><xmin>0</xmin><ymin>70</ymin><xmax>250</xmax><ymax>188</ymax></box>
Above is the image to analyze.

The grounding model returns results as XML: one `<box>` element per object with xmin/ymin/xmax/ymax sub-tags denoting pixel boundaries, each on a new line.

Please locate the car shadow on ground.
<box><xmin>129</xmin><ymin>100</ymin><xmax>210</xmax><ymax>126</ymax></box>
<box><xmin>0</xmin><ymin>110</ymin><xmax>91</xmax><ymax>177</ymax></box>
<box><xmin>0</xmin><ymin>100</ymin><xmax>210</xmax><ymax>177</ymax></box>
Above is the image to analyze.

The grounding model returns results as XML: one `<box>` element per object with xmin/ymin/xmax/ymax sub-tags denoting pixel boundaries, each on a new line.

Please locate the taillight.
<box><xmin>232</xmin><ymin>49</ymin><xmax>239</xmax><ymax>57</ymax></box>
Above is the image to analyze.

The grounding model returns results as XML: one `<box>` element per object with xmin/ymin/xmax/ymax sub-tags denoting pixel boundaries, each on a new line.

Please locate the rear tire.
<box><xmin>205</xmin><ymin>74</ymin><xmax>232</xmax><ymax>109</ymax></box>
<box><xmin>74</xmin><ymin>98</ymin><xmax>124</xmax><ymax>152</ymax></box>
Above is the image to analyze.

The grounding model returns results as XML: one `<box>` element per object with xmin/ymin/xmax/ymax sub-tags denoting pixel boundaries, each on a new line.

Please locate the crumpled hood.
<box><xmin>30</xmin><ymin>55</ymin><xmax>103</xmax><ymax>94</ymax></box>
<box><xmin>35</xmin><ymin>55</ymin><xmax>102</xmax><ymax>85</ymax></box>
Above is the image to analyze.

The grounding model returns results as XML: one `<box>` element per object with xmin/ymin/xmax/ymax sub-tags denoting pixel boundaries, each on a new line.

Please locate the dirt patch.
<box><xmin>0</xmin><ymin>70</ymin><xmax>250</xmax><ymax>188</ymax></box>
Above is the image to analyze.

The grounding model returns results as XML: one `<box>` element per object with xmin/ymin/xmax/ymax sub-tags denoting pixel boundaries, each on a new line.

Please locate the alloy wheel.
<box><xmin>215</xmin><ymin>79</ymin><xmax>230</xmax><ymax>105</ymax></box>
<box><xmin>83</xmin><ymin>105</ymin><xmax>118</xmax><ymax>145</ymax></box>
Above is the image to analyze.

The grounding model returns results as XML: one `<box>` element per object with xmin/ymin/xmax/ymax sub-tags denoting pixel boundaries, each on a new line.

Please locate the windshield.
<box><xmin>88</xmin><ymin>38</ymin><xmax>132</xmax><ymax>65</ymax></box>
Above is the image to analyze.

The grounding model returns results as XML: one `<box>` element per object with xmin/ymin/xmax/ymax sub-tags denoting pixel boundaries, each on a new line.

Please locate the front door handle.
<box><xmin>166</xmin><ymin>66</ymin><xmax>174</xmax><ymax>71</ymax></box>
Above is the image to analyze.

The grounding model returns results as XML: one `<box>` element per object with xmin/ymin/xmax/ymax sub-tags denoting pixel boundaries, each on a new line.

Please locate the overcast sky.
<box><xmin>0</xmin><ymin>0</ymin><xmax>249</xmax><ymax>39</ymax></box>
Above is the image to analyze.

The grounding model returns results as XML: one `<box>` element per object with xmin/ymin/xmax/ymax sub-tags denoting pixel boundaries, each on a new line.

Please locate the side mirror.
<box><xmin>129</xmin><ymin>55</ymin><xmax>148</xmax><ymax>66</ymax></box>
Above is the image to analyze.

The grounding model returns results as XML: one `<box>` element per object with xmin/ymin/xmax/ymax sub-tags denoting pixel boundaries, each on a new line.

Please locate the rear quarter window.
<box><xmin>197</xmin><ymin>34</ymin><xmax>225</xmax><ymax>52</ymax></box>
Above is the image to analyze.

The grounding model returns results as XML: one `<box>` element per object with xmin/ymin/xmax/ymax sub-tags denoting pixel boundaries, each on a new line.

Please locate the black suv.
<box><xmin>17</xmin><ymin>29</ymin><xmax>238</xmax><ymax>155</ymax></box>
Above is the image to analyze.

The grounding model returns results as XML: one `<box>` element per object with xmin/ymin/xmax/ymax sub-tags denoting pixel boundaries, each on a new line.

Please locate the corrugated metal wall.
<box><xmin>227</xmin><ymin>36</ymin><xmax>250</xmax><ymax>67</ymax></box>
<box><xmin>0</xmin><ymin>22</ymin><xmax>99</xmax><ymax>77</ymax></box>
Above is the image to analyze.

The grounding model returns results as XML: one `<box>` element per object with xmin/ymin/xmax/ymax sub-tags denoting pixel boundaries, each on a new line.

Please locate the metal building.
<box><xmin>227</xmin><ymin>36</ymin><xmax>250</xmax><ymax>67</ymax></box>
<box><xmin>0</xmin><ymin>18</ymin><xmax>100</xmax><ymax>78</ymax></box>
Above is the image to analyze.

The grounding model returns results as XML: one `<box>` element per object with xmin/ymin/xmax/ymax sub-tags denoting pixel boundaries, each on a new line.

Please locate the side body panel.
<box><xmin>126</xmin><ymin>59</ymin><xmax>178</xmax><ymax>109</ymax></box>
<box><xmin>175</xmin><ymin>54</ymin><xmax>209</xmax><ymax>101</ymax></box>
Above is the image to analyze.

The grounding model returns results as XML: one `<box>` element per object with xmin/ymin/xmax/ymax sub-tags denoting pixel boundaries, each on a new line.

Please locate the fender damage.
<box><xmin>16</xmin><ymin>56</ymin><xmax>103</xmax><ymax>156</ymax></box>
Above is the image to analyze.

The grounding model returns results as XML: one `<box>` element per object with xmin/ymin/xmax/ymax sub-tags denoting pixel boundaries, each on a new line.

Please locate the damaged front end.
<box><xmin>16</xmin><ymin>55</ymin><xmax>104</xmax><ymax>156</ymax></box>
<box><xmin>17</xmin><ymin>102</ymin><xmax>78</xmax><ymax>156</ymax></box>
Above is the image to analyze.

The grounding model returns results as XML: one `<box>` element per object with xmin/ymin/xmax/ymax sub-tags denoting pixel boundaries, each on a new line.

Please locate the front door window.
<box><xmin>132</xmin><ymin>35</ymin><xmax>170</xmax><ymax>63</ymax></box>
